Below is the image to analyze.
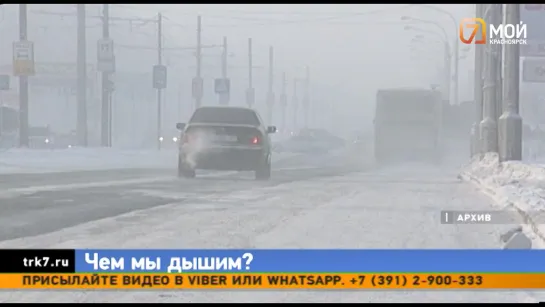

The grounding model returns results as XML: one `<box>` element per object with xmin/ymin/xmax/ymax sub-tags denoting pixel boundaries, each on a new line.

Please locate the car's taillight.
<box><xmin>251</xmin><ymin>136</ymin><xmax>260</xmax><ymax>144</ymax></box>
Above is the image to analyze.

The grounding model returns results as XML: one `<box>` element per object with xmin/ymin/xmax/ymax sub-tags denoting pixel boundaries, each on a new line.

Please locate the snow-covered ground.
<box><xmin>0</xmin><ymin>148</ymin><xmax>297</xmax><ymax>174</ymax></box>
<box><xmin>461</xmin><ymin>153</ymin><xmax>545</xmax><ymax>248</ymax></box>
<box><xmin>0</xmin><ymin>161</ymin><xmax>538</xmax><ymax>302</ymax></box>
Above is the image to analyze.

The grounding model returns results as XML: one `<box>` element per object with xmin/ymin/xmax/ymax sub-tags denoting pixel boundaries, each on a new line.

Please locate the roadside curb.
<box><xmin>459</xmin><ymin>169</ymin><xmax>545</xmax><ymax>245</ymax></box>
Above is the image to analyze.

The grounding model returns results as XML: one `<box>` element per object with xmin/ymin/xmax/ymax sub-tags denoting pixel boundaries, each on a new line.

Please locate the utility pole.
<box><xmin>496</xmin><ymin>4</ymin><xmax>504</xmax><ymax>149</ymax></box>
<box><xmin>156</xmin><ymin>13</ymin><xmax>163</xmax><ymax>150</ymax></box>
<box><xmin>470</xmin><ymin>4</ymin><xmax>484</xmax><ymax>157</ymax></box>
<box><xmin>192</xmin><ymin>16</ymin><xmax>203</xmax><ymax>110</ymax></box>
<box><xmin>292</xmin><ymin>79</ymin><xmax>298</xmax><ymax>131</ymax></box>
<box><xmin>77</xmin><ymin>4</ymin><xmax>87</xmax><ymax>147</ymax></box>
<box><xmin>246</xmin><ymin>38</ymin><xmax>255</xmax><ymax>108</ymax></box>
<box><xmin>280</xmin><ymin>72</ymin><xmax>287</xmax><ymax>132</ymax></box>
<box><xmin>303</xmin><ymin>66</ymin><xmax>310</xmax><ymax>128</ymax></box>
<box><xmin>480</xmin><ymin>4</ymin><xmax>500</xmax><ymax>154</ymax></box>
<box><xmin>498</xmin><ymin>4</ymin><xmax>523</xmax><ymax>161</ymax></box>
<box><xmin>266</xmin><ymin>46</ymin><xmax>274</xmax><ymax>125</ymax></box>
<box><xmin>452</xmin><ymin>38</ymin><xmax>460</xmax><ymax>106</ymax></box>
<box><xmin>18</xmin><ymin>4</ymin><xmax>29</xmax><ymax>147</ymax></box>
<box><xmin>248</xmin><ymin>38</ymin><xmax>253</xmax><ymax>94</ymax></box>
<box><xmin>218</xmin><ymin>36</ymin><xmax>229</xmax><ymax>105</ymax></box>
<box><xmin>443</xmin><ymin>41</ymin><xmax>452</xmax><ymax>102</ymax></box>
<box><xmin>101</xmin><ymin>4</ymin><xmax>110</xmax><ymax>147</ymax></box>
<box><xmin>221</xmin><ymin>37</ymin><xmax>228</xmax><ymax>79</ymax></box>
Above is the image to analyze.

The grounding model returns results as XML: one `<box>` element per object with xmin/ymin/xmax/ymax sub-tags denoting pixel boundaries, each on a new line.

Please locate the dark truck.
<box><xmin>374</xmin><ymin>88</ymin><xmax>443</xmax><ymax>164</ymax></box>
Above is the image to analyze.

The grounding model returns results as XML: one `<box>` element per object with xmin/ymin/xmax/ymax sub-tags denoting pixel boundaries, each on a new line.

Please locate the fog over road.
<box><xmin>0</xmin><ymin>150</ymin><xmax>540</xmax><ymax>303</ymax></box>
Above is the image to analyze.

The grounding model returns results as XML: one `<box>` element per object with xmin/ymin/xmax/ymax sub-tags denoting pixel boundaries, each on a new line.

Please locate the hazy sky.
<box><xmin>0</xmin><ymin>4</ymin><xmax>474</xmax><ymax>138</ymax></box>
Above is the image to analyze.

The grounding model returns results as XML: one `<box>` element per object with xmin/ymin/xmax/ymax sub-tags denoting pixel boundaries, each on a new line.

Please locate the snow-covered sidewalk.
<box><xmin>460</xmin><ymin>153</ymin><xmax>545</xmax><ymax>247</ymax></box>
<box><xmin>0</xmin><ymin>148</ymin><xmax>298</xmax><ymax>174</ymax></box>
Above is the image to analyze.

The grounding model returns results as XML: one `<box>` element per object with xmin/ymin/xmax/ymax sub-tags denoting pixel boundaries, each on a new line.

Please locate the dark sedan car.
<box><xmin>176</xmin><ymin>106</ymin><xmax>277</xmax><ymax>180</ymax></box>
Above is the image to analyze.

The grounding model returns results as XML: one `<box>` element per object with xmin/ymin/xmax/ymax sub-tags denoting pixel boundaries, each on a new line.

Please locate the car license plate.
<box><xmin>213</xmin><ymin>135</ymin><xmax>237</xmax><ymax>142</ymax></box>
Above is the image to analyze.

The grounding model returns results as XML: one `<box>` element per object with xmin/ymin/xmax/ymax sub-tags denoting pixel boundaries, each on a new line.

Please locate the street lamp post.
<box><xmin>498</xmin><ymin>4</ymin><xmax>523</xmax><ymax>161</ymax></box>
<box><xmin>471</xmin><ymin>4</ymin><xmax>485</xmax><ymax>157</ymax></box>
<box><xmin>479</xmin><ymin>4</ymin><xmax>500</xmax><ymax>154</ymax></box>
<box><xmin>410</xmin><ymin>34</ymin><xmax>452</xmax><ymax>101</ymax></box>
<box><xmin>452</xmin><ymin>37</ymin><xmax>459</xmax><ymax>107</ymax></box>
<box><xmin>402</xmin><ymin>17</ymin><xmax>459</xmax><ymax>105</ymax></box>
<box><xmin>405</xmin><ymin>25</ymin><xmax>453</xmax><ymax>102</ymax></box>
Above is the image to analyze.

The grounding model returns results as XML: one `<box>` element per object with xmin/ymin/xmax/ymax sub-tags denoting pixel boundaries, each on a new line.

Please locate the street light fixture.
<box><xmin>401</xmin><ymin>16</ymin><xmax>460</xmax><ymax>105</ymax></box>
<box><xmin>401</xmin><ymin>16</ymin><xmax>449</xmax><ymax>46</ymax></box>
<box><xmin>412</xmin><ymin>34</ymin><xmax>442</xmax><ymax>44</ymax></box>
<box><xmin>405</xmin><ymin>28</ymin><xmax>452</xmax><ymax>102</ymax></box>
<box><xmin>404</xmin><ymin>25</ymin><xmax>448</xmax><ymax>45</ymax></box>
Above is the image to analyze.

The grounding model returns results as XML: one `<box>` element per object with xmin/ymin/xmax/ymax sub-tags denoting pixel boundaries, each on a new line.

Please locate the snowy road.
<box><xmin>0</xmin><ymin>153</ymin><xmax>354</xmax><ymax>241</ymax></box>
<box><xmin>0</xmin><ymin>153</ymin><xmax>540</xmax><ymax>302</ymax></box>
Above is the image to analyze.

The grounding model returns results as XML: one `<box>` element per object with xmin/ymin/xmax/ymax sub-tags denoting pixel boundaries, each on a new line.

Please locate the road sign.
<box><xmin>98</xmin><ymin>56</ymin><xmax>115</xmax><ymax>73</ymax></box>
<box><xmin>214</xmin><ymin>78</ymin><xmax>230</xmax><ymax>94</ymax></box>
<box><xmin>98</xmin><ymin>39</ymin><xmax>114</xmax><ymax>60</ymax></box>
<box><xmin>521</xmin><ymin>5</ymin><xmax>545</xmax><ymax>57</ymax></box>
<box><xmin>522</xmin><ymin>58</ymin><xmax>545</xmax><ymax>83</ymax></box>
<box><xmin>520</xmin><ymin>40</ymin><xmax>545</xmax><ymax>57</ymax></box>
<box><xmin>97</xmin><ymin>39</ymin><xmax>115</xmax><ymax>73</ymax></box>
<box><xmin>153</xmin><ymin>65</ymin><xmax>167</xmax><ymax>89</ymax></box>
<box><xmin>13</xmin><ymin>41</ymin><xmax>35</xmax><ymax>76</ymax></box>
<box><xmin>0</xmin><ymin>75</ymin><xmax>9</xmax><ymax>91</ymax></box>
<box><xmin>246</xmin><ymin>88</ymin><xmax>255</xmax><ymax>107</ymax></box>
<box><xmin>192</xmin><ymin>77</ymin><xmax>203</xmax><ymax>99</ymax></box>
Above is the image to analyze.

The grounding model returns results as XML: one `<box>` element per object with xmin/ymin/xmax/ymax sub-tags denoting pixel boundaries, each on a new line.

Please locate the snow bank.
<box><xmin>0</xmin><ymin>148</ymin><xmax>298</xmax><ymax>174</ymax></box>
<box><xmin>461</xmin><ymin>153</ymin><xmax>545</xmax><ymax>247</ymax></box>
<box><xmin>0</xmin><ymin>148</ymin><xmax>178</xmax><ymax>174</ymax></box>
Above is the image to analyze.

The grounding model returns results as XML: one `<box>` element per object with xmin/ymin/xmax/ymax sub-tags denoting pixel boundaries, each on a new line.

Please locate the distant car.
<box><xmin>275</xmin><ymin>129</ymin><xmax>345</xmax><ymax>154</ymax></box>
<box><xmin>28</xmin><ymin>126</ymin><xmax>53</xmax><ymax>149</ymax></box>
<box><xmin>348</xmin><ymin>133</ymin><xmax>371</xmax><ymax>156</ymax></box>
<box><xmin>54</xmin><ymin>131</ymin><xmax>78</xmax><ymax>148</ymax></box>
<box><xmin>159</xmin><ymin>130</ymin><xmax>181</xmax><ymax>149</ymax></box>
<box><xmin>352</xmin><ymin>134</ymin><xmax>367</xmax><ymax>146</ymax></box>
<box><xmin>175</xmin><ymin>106</ymin><xmax>277</xmax><ymax>180</ymax></box>
<box><xmin>276</xmin><ymin>134</ymin><xmax>326</xmax><ymax>154</ymax></box>
<box><xmin>299</xmin><ymin>129</ymin><xmax>345</xmax><ymax>147</ymax></box>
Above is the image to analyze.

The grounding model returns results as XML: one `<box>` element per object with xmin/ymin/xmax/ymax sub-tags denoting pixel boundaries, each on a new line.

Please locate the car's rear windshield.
<box><xmin>189</xmin><ymin>108</ymin><xmax>260</xmax><ymax>125</ymax></box>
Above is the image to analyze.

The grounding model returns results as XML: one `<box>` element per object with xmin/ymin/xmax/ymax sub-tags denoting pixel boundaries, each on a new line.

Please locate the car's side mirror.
<box><xmin>176</xmin><ymin>123</ymin><xmax>186</xmax><ymax>131</ymax></box>
<box><xmin>267</xmin><ymin>126</ymin><xmax>277</xmax><ymax>134</ymax></box>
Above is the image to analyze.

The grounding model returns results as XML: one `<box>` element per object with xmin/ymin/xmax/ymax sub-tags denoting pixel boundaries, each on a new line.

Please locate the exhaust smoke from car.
<box><xmin>183</xmin><ymin>129</ymin><xmax>214</xmax><ymax>168</ymax></box>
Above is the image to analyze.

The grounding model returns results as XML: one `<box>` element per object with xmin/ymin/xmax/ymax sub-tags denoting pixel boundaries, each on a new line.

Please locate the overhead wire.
<box><xmin>113</xmin><ymin>5</ymin><xmax>416</xmax><ymax>29</ymax></box>
<box><xmin>111</xmin><ymin>4</ymin><xmax>409</xmax><ymax>17</ymax></box>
